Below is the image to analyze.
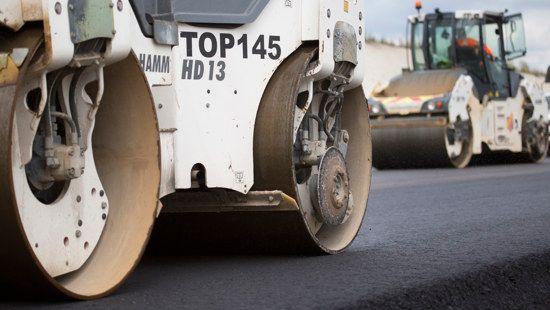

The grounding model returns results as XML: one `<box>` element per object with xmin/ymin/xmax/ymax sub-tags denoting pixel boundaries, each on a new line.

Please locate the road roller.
<box><xmin>0</xmin><ymin>0</ymin><xmax>371</xmax><ymax>299</ymax></box>
<box><xmin>368</xmin><ymin>7</ymin><xmax>549</xmax><ymax>169</ymax></box>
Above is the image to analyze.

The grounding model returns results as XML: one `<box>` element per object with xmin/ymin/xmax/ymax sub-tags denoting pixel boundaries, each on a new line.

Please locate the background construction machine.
<box><xmin>0</xmin><ymin>0</ymin><xmax>371</xmax><ymax>299</ymax></box>
<box><xmin>368</xmin><ymin>8</ymin><xmax>549</xmax><ymax>169</ymax></box>
<box><xmin>545</xmin><ymin>66</ymin><xmax>550</xmax><ymax>156</ymax></box>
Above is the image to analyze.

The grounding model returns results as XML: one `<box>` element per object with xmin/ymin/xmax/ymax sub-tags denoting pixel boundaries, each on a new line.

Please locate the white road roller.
<box><xmin>369</xmin><ymin>8</ymin><xmax>549</xmax><ymax>169</ymax></box>
<box><xmin>0</xmin><ymin>0</ymin><xmax>371</xmax><ymax>299</ymax></box>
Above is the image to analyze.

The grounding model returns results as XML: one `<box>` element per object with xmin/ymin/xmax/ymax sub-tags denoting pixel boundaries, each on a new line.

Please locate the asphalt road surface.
<box><xmin>4</xmin><ymin>159</ymin><xmax>550</xmax><ymax>309</ymax></box>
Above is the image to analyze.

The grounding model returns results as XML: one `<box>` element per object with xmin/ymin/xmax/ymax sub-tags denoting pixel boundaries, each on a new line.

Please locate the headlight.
<box><xmin>421</xmin><ymin>95</ymin><xmax>450</xmax><ymax>113</ymax></box>
<box><xmin>368</xmin><ymin>99</ymin><xmax>386</xmax><ymax>116</ymax></box>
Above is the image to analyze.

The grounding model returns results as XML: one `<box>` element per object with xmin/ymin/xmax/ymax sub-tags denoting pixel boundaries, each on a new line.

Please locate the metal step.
<box><xmin>161</xmin><ymin>190</ymin><xmax>300</xmax><ymax>213</ymax></box>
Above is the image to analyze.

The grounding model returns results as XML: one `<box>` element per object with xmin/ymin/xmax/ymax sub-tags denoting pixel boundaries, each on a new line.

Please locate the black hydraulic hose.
<box><xmin>44</xmin><ymin>69</ymin><xmax>72</xmax><ymax>152</ymax></box>
<box><xmin>305</xmin><ymin>113</ymin><xmax>324</xmax><ymax>127</ymax></box>
<box><xmin>69</xmin><ymin>68</ymin><xmax>84</xmax><ymax>140</ymax></box>
<box><xmin>319</xmin><ymin>93</ymin><xmax>344</xmax><ymax>143</ymax></box>
<box><xmin>44</xmin><ymin>71</ymin><xmax>66</xmax><ymax>143</ymax></box>
<box><xmin>305</xmin><ymin>113</ymin><xmax>335</xmax><ymax>142</ymax></box>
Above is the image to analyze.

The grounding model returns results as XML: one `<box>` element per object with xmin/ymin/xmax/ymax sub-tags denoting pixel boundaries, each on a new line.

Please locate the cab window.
<box><xmin>455</xmin><ymin>17</ymin><xmax>486</xmax><ymax>81</ymax></box>
<box><xmin>482</xmin><ymin>22</ymin><xmax>503</xmax><ymax>60</ymax></box>
<box><xmin>427</xmin><ymin>18</ymin><xmax>454</xmax><ymax>69</ymax></box>
<box><xmin>483</xmin><ymin>20</ymin><xmax>508</xmax><ymax>98</ymax></box>
<box><xmin>503</xmin><ymin>14</ymin><xmax>526</xmax><ymax>60</ymax></box>
<box><xmin>412</xmin><ymin>21</ymin><xmax>426</xmax><ymax>70</ymax></box>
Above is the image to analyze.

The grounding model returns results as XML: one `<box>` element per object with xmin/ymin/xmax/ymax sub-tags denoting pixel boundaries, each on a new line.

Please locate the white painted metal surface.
<box><xmin>171</xmin><ymin>1</ymin><xmax>301</xmax><ymax>193</ymax></box>
<box><xmin>448</xmin><ymin>75</ymin><xmax>548</xmax><ymax>154</ymax></box>
<box><xmin>448</xmin><ymin>75</ymin><xmax>474</xmax><ymax>124</ymax></box>
<box><xmin>132</xmin><ymin>0</ymin><xmax>366</xmax><ymax>194</ymax></box>
<box><xmin>522</xmin><ymin>78</ymin><xmax>548</xmax><ymax>123</ymax></box>
<box><xmin>12</xmin><ymin>1</ymin><xmax>136</xmax><ymax>168</ymax></box>
<box><xmin>42</xmin><ymin>0</ymin><xmax>133</xmax><ymax>72</ymax></box>
<box><xmin>0</xmin><ymin>0</ymin><xmax>24</xmax><ymax>31</ymax></box>
<box><xmin>12</xmin><ymin>73</ymin><xmax>109</xmax><ymax>276</ymax></box>
<box><xmin>544</xmin><ymin>81</ymin><xmax>550</xmax><ymax>132</ymax></box>
<box><xmin>42</xmin><ymin>0</ymin><xmax>73</xmax><ymax>71</ymax></box>
<box><xmin>488</xmin><ymin>93</ymin><xmax>523</xmax><ymax>151</ymax></box>
<box><xmin>447</xmin><ymin>75</ymin><xmax>475</xmax><ymax>156</ymax></box>
<box><xmin>309</xmin><ymin>0</ymin><xmax>365</xmax><ymax>88</ymax></box>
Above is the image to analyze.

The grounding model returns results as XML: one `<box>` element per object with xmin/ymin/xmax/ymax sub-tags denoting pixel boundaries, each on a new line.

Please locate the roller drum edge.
<box><xmin>372</xmin><ymin>126</ymin><xmax>453</xmax><ymax>169</ymax></box>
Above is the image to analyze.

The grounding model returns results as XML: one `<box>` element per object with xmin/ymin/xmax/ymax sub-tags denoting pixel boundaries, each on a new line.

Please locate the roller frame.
<box><xmin>4</xmin><ymin>0</ymin><xmax>368</xmax><ymax>199</ymax></box>
<box><xmin>130</xmin><ymin>0</ymin><xmax>367</xmax><ymax>195</ymax></box>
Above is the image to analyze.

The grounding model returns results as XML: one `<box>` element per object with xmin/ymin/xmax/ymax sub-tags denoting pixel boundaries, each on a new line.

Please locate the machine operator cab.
<box><xmin>410</xmin><ymin>9</ymin><xmax>527</xmax><ymax>100</ymax></box>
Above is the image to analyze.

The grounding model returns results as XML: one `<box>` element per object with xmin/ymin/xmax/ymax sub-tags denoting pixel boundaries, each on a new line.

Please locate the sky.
<box><xmin>364</xmin><ymin>0</ymin><xmax>550</xmax><ymax>72</ymax></box>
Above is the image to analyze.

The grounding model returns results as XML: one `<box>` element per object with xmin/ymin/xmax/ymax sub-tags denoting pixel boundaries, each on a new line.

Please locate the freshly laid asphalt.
<box><xmin>3</xmin><ymin>159</ymin><xmax>550</xmax><ymax>309</ymax></box>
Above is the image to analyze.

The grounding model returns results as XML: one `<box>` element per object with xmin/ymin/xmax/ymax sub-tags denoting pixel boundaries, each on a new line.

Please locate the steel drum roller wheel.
<box><xmin>253</xmin><ymin>47</ymin><xmax>372</xmax><ymax>253</ymax></box>
<box><xmin>372</xmin><ymin>120</ymin><xmax>473</xmax><ymax>169</ymax></box>
<box><xmin>0</xmin><ymin>32</ymin><xmax>160</xmax><ymax>300</ymax></box>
